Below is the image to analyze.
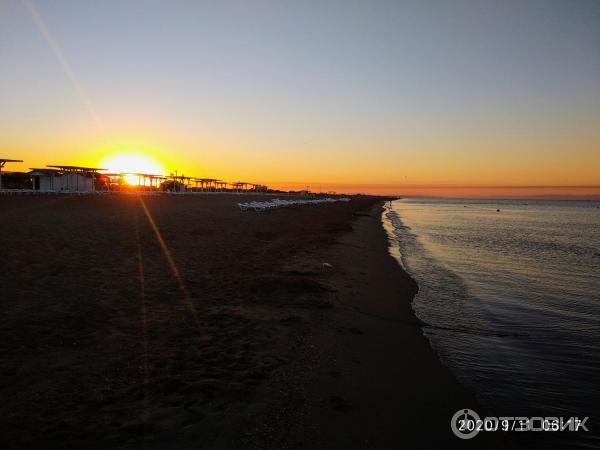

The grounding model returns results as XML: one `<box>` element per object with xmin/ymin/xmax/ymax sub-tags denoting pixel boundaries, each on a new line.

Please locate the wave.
<box><xmin>383</xmin><ymin>199</ymin><xmax>600</xmax><ymax>449</ymax></box>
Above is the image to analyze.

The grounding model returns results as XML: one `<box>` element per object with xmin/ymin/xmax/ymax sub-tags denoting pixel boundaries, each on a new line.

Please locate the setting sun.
<box><xmin>99</xmin><ymin>152</ymin><xmax>165</xmax><ymax>185</ymax></box>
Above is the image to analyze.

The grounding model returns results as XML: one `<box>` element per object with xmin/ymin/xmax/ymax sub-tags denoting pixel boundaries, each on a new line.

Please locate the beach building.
<box><xmin>250</xmin><ymin>184</ymin><xmax>268</xmax><ymax>192</ymax></box>
<box><xmin>29</xmin><ymin>165</ymin><xmax>103</xmax><ymax>192</ymax></box>
<box><xmin>160</xmin><ymin>179</ymin><xmax>187</xmax><ymax>192</ymax></box>
<box><xmin>30</xmin><ymin>169</ymin><xmax>91</xmax><ymax>191</ymax></box>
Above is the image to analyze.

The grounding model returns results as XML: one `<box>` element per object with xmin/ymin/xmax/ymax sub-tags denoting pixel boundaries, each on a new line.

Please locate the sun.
<box><xmin>99</xmin><ymin>152</ymin><xmax>165</xmax><ymax>185</ymax></box>
<box><xmin>124</xmin><ymin>173</ymin><xmax>141</xmax><ymax>185</ymax></box>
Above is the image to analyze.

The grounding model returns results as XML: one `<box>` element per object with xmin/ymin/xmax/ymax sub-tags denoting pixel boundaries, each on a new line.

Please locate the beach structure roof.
<box><xmin>101</xmin><ymin>173</ymin><xmax>165</xmax><ymax>178</ymax></box>
<box><xmin>128</xmin><ymin>173</ymin><xmax>166</xmax><ymax>181</ymax></box>
<box><xmin>190</xmin><ymin>177</ymin><xmax>224</xmax><ymax>192</ymax></box>
<box><xmin>47</xmin><ymin>165</ymin><xmax>105</xmax><ymax>172</ymax></box>
<box><xmin>0</xmin><ymin>158</ymin><xmax>23</xmax><ymax>165</ymax></box>
<box><xmin>130</xmin><ymin>173</ymin><xmax>165</xmax><ymax>178</ymax></box>
<box><xmin>29</xmin><ymin>168</ymin><xmax>62</xmax><ymax>175</ymax></box>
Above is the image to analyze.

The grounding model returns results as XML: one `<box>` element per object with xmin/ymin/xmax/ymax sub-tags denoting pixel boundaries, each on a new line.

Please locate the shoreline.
<box><xmin>253</xmin><ymin>200</ymin><xmax>505</xmax><ymax>449</ymax></box>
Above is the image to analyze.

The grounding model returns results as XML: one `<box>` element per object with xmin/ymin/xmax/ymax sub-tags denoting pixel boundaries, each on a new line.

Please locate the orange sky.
<box><xmin>4</xmin><ymin>127</ymin><xmax>599</xmax><ymax>197</ymax></box>
<box><xmin>3</xmin><ymin>130</ymin><xmax>600</xmax><ymax>197</ymax></box>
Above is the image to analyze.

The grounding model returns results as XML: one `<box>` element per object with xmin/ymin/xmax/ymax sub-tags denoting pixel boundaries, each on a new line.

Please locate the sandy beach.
<box><xmin>1</xmin><ymin>194</ymin><xmax>502</xmax><ymax>449</ymax></box>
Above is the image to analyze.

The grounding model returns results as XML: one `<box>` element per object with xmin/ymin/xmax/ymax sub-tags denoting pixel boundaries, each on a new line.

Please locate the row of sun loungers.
<box><xmin>238</xmin><ymin>197</ymin><xmax>351</xmax><ymax>211</ymax></box>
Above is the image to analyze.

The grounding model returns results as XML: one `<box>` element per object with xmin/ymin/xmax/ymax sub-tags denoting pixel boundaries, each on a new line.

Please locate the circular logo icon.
<box><xmin>451</xmin><ymin>408</ymin><xmax>481</xmax><ymax>440</ymax></box>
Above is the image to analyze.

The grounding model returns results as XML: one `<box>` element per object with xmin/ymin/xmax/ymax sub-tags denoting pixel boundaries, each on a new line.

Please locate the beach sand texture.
<box><xmin>0</xmin><ymin>194</ymin><xmax>502</xmax><ymax>449</ymax></box>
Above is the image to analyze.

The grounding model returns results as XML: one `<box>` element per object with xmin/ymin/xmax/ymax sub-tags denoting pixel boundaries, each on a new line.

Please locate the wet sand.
<box><xmin>0</xmin><ymin>194</ymin><xmax>502</xmax><ymax>448</ymax></box>
<box><xmin>242</xmin><ymin>202</ymin><xmax>507</xmax><ymax>449</ymax></box>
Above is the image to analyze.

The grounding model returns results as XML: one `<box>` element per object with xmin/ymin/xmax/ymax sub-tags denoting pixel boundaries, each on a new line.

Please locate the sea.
<box><xmin>384</xmin><ymin>198</ymin><xmax>600</xmax><ymax>449</ymax></box>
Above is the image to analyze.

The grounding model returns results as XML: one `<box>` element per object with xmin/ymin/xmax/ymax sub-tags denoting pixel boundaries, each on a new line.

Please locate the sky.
<box><xmin>1</xmin><ymin>0</ymin><xmax>599</xmax><ymax>196</ymax></box>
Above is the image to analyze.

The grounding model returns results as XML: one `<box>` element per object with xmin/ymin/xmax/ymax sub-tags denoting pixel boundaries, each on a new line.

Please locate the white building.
<box><xmin>30</xmin><ymin>168</ymin><xmax>95</xmax><ymax>192</ymax></box>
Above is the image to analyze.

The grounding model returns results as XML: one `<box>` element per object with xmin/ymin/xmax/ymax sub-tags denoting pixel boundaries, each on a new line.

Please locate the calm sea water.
<box><xmin>384</xmin><ymin>198</ymin><xmax>600</xmax><ymax>448</ymax></box>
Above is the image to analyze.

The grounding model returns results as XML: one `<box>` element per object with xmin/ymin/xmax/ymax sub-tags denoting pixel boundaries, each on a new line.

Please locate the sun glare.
<box><xmin>124</xmin><ymin>173</ymin><xmax>140</xmax><ymax>185</ymax></box>
<box><xmin>100</xmin><ymin>152</ymin><xmax>165</xmax><ymax>185</ymax></box>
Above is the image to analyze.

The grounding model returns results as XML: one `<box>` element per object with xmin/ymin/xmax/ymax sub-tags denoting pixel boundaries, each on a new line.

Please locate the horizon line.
<box><xmin>265</xmin><ymin>182</ymin><xmax>600</xmax><ymax>189</ymax></box>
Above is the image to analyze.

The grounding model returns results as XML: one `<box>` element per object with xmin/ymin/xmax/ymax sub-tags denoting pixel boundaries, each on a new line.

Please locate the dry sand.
<box><xmin>0</xmin><ymin>194</ymin><xmax>505</xmax><ymax>449</ymax></box>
